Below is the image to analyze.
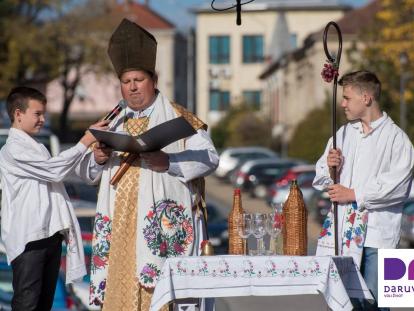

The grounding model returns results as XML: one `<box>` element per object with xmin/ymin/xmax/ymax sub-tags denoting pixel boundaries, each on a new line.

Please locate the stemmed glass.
<box><xmin>266</xmin><ymin>203</ymin><xmax>284</xmax><ymax>255</ymax></box>
<box><xmin>237</xmin><ymin>213</ymin><xmax>252</xmax><ymax>255</ymax></box>
<box><xmin>252</xmin><ymin>213</ymin><xmax>267</xmax><ymax>255</ymax></box>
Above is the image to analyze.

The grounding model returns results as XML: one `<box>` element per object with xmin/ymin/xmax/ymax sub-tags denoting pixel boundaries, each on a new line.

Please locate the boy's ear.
<box><xmin>14</xmin><ymin>109</ymin><xmax>22</xmax><ymax>122</ymax></box>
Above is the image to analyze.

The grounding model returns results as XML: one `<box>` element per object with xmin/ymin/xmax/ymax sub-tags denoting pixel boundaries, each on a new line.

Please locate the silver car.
<box><xmin>215</xmin><ymin>146</ymin><xmax>278</xmax><ymax>180</ymax></box>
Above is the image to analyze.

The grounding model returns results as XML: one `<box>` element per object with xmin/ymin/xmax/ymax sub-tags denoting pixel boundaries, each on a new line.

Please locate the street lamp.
<box><xmin>400</xmin><ymin>51</ymin><xmax>409</xmax><ymax>132</ymax></box>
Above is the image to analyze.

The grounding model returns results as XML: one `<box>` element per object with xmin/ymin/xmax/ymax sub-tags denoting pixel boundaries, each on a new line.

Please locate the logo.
<box><xmin>379</xmin><ymin>249</ymin><xmax>414</xmax><ymax>307</ymax></box>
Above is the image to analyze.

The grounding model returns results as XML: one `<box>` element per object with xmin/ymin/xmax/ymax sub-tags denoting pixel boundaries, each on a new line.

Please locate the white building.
<box><xmin>194</xmin><ymin>0</ymin><xmax>350</xmax><ymax>126</ymax></box>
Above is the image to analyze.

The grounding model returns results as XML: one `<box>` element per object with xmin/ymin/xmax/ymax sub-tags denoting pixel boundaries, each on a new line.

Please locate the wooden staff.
<box><xmin>322</xmin><ymin>21</ymin><xmax>342</xmax><ymax>256</ymax></box>
<box><xmin>110</xmin><ymin>153</ymin><xmax>139</xmax><ymax>185</ymax></box>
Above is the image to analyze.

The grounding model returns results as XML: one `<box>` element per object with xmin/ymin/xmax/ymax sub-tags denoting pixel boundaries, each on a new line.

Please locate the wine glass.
<box><xmin>237</xmin><ymin>213</ymin><xmax>252</xmax><ymax>255</ymax></box>
<box><xmin>268</xmin><ymin>203</ymin><xmax>284</xmax><ymax>255</ymax></box>
<box><xmin>252</xmin><ymin>213</ymin><xmax>267</xmax><ymax>255</ymax></box>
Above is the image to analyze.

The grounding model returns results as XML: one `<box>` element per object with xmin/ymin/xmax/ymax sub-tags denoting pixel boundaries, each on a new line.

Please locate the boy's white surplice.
<box><xmin>314</xmin><ymin>113</ymin><xmax>414</xmax><ymax>266</ymax></box>
<box><xmin>0</xmin><ymin>128</ymin><xmax>86</xmax><ymax>283</ymax></box>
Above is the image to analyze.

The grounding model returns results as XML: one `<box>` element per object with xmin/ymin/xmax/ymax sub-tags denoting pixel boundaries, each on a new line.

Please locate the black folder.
<box><xmin>89</xmin><ymin>116</ymin><xmax>197</xmax><ymax>153</ymax></box>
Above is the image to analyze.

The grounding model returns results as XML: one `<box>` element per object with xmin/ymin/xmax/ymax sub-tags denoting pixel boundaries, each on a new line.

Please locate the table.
<box><xmin>150</xmin><ymin>255</ymin><xmax>373</xmax><ymax>311</ymax></box>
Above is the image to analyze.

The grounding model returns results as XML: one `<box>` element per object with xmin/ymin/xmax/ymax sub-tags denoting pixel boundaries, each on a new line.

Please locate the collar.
<box><xmin>350</xmin><ymin>112</ymin><xmax>387</xmax><ymax>134</ymax></box>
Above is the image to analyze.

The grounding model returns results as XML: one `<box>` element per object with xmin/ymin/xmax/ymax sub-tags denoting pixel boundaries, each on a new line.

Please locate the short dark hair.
<box><xmin>338</xmin><ymin>70</ymin><xmax>381</xmax><ymax>102</ymax></box>
<box><xmin>6</xmin><ymin>86</ymin><xmax>47</xmax><ymax>122</ymax></box>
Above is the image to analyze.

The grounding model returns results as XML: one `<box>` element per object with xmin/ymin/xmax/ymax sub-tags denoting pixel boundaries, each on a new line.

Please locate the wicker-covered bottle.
<box><xmin>228</xmin><ymin>188</ymin><xmax>244</xmax><ymax>254</ymax></box>
<box><xmin>282</xmin><ymin>180</ymin><xmax>308</xmax><ymax>255</ymax></box>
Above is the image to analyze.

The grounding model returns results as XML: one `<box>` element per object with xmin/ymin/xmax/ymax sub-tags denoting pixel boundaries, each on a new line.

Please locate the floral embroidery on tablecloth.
<box><xmin>91</xmin><ymin>213</ymin><xmax>112</xmax><ymax>273</ymax></box>
<box><xmin>161</xmin><ymin>258</ymin><xmax>332</xmax><ymax>281</ymax></box>
<box><xmin>143</xmin><ymin>199</ymin><xmax>193</xmax><ymax>258</ymax></box>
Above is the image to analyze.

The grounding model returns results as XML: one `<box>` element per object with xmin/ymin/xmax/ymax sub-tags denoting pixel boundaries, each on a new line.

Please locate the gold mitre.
<box><xmin>108</xmin><ymin>18</ymin><xmax>157</xmax><ymax>77</ymax></box>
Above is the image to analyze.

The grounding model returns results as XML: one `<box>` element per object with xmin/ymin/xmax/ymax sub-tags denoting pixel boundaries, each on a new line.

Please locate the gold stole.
<box><xmin>103</xmin><ymin>117</ymin><xmax>167</xmax><ymax>311</ymax></box>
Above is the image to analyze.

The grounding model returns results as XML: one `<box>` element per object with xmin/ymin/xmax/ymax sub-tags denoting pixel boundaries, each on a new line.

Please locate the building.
<box><xmin>46</xmin><ymin>0</ymin><xmax>188</xmax><ymax>120</ymax></box>
<box><xmin>259</xmin><ymin>0</ymin><xmax>379</xmax><ymax>144</ymax></box>
<box><xmin>194</xmin><ymin>0</ymin><xmax>350</xmax><ymax>126</ymax></box>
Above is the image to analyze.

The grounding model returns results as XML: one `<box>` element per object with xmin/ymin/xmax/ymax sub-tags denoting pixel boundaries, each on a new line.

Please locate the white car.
<box><xmin>215</xmin><ymin>146</ymin><xmax>278</xmax><ymax>179</ymax></box>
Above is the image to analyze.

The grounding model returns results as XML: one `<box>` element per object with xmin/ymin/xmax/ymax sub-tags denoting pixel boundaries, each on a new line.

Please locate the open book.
<box><xmin>89</xmin><ymin>116</ymin><xmax>197</xmax><ymax>153</ymax></box>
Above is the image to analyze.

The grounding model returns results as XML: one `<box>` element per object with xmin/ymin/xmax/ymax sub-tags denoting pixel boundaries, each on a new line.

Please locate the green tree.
<box><xmin>0</xmin><ymin>0</ymin><xmax>114</xmax><ymax>139</ymax></box>
<box><xmin>211</xmin><ymin>104</ymin><xmax>273</xmax><ymax>149</ymax></box>
<box><xmin>358</xmin><ymin>0</ymin><xmax>414</xmax><ymax>139</ymax></box>
<box><xmin>288</xmin><ymin>97</ymin><xmax>346</xmax><ymax>163</ymax></box>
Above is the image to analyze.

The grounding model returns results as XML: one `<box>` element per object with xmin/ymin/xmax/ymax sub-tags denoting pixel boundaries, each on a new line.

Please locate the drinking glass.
<box><xmin>266</xmin><ymin>203</ymin><xmax>284</xmax><ymax>255</ymax></box>
<box><xmin>237</xmin><ymin>213</ymin><xmax>252</xmax><ymax>255</ymax></box>
<box><xmin>252</xmin><ymin>213</ymin><xmax>267</xmax><ymax>255</ymax></box>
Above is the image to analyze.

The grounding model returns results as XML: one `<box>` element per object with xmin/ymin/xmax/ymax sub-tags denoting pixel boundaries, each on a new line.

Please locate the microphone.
<box><xmin>103</xmin><ymin>99</ymin><xmax>128</xmax><ymax>121</ymax></box>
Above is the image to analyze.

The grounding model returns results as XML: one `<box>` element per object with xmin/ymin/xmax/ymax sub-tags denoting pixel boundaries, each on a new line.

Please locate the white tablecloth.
<box><xmin>150</xmin><ymin>255</ymin><xmax>373</xmax><ymax>311</ymax></box>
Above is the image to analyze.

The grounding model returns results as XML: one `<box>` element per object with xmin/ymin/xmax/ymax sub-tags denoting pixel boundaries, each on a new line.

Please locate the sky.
<box><xmin>145</xmin><ymin>0</ymin><xmax>370</xmax><ymax>30</ymax></box>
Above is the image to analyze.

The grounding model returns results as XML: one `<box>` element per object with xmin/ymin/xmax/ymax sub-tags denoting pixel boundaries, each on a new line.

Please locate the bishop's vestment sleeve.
<box><xmin>167</xmin><ymin>129</ymin><xmax>219</xmax><ymax>183</ymax></box>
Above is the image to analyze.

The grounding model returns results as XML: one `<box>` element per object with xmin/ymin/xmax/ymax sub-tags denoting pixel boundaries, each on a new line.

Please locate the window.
<box><xmin>209</xmin><ymin>36</ymin><xmax>230</xmax><ymax>64</ymax></box>
<box><xmin>209</xmin><ymin>90</ymin><xmax>230</xmax><ymax>111</ymax></box>
<box><xmin>290</xmin><ymin>33</ymin><xmax>297</xmax><ymax>49</ymax></box>
<box><xmin>242</xmin><ymin>35</ymin><xmax>263</xmax><ymax>63</ymax></box>
<box><xmin>242</xmin><ymin>90</ymin><xmax>262</xmax><ymax>109</ymax></box>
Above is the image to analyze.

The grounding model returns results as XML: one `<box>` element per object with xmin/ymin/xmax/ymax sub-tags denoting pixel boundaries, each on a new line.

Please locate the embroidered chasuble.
<box><xmin>103</xmin><ymin>116</ymin><xmax>168</xmax><ymax>311</ymax></box>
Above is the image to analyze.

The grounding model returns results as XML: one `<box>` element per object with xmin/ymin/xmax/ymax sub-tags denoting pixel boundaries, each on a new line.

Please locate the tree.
<box><xmin>0</xmin><ymin>0</ymin><xmax>115</xmax><ymax>139</ymax></box>
<box><xmin>288</xmin><ymin>97</ymin><xmax>346</xmax><ymax>163</ymax></box>
<box><xmin>358</xmin><ymin>0</ymin><xmax>414</xmax><ymax>138</ymax></box>
<box><xmin>210</xmin><ymin>104</ymin><xmax>273</xmax><ymax>150</ymax></box>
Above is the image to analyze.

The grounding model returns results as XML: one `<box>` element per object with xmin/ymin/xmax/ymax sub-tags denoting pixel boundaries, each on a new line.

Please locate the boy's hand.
<box><xmin>140</xmin><ymin>151</ymin><xmax>169</xmax><ymax>172</ymax></box>
<box><xmin>94</xmin><ymin>142</ymin><xmax>112</xmax><ymax>165</ymax></box>
<box><xmin>328</xmin><ymin>184</ymin><xmax>355</xmax><ymax>203</ymax></box>
<box><xmin>81</xmin><ymin>120</ymin><xmax>109</xmax><ymax>147</ymax></box>
<box><xmin>327</xmin><ymin>148</ymin><xmax>343</xmax><ymax>172</ymax></box>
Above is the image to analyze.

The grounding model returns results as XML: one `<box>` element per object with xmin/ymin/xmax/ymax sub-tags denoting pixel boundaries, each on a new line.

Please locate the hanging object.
<box><xmin>211</xmin><ymin>0</ymin><xmax>255</xmax><ymax>26</ymax></box>
<box><xmin>321</xmin><ymin>21</ymin><xmax>343</xmax><ymax>256</ymax></box>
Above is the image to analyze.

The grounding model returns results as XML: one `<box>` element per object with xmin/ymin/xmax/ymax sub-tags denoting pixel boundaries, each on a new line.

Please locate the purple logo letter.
<box><xmin>384</xmin><ymin>258</ymin><xmax>406</xmax><ymax>280</ymax></box>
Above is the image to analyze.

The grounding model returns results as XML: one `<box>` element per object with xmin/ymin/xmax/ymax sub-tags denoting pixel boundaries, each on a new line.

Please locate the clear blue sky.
<box><xmin>145</xmin><ymin>0</ymin><xmax>370</xmax><ymax>30</ymax></box>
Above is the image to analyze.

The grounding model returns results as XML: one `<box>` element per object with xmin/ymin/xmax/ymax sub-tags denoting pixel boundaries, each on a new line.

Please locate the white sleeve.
<box><xmin>313</xmin><ymin>137</ymin><xmax>334</xmax><ymax>191</ymax></box>
<box><xmin>354</xmin><ymin>133</ymin><xmax>414</xmax><ymax>210</ymax></box>
<box><xmin>75</xmin><ymin>149</ymin><xmax>104</xmax><ymax>185</ymax></box>
<box><xmin>2</xmin><ymin>142</ymin><xmax>87</xmax><ymax>183</ymax></box>
<box><xmin>167</xmin><ymin>129</ymin><xmax>219</xmax><ymax>183</ymax></box>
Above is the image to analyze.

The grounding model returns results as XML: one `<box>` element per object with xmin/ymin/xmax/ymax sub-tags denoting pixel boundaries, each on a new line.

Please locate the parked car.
<box><xmin>273</xmin><ymin>164</ymin><xmax>316</xmax><ymax>188</ymax></box>
<box><xmin>214</xmin><ymin>147</ymin><xmax>278</xmax><ymax>180</ymax></box>
<box><xmin>205</xmin><ymin>202</ymin><xmax>228</xmax><ymax>254</ymax></box>
<box><xmin>313</xmin><ymin>190</ymin><xmax>332</xmax><ymax>224</ymax></box>
<box><xmin>232</xmin><ymin>158</ymin><xmax>299</xmax><ymax>198</ymax></box>
<box><xmin>267</xmin><ymin>169</ymin><xmax>320</xmax><ymax>212</ymax></box>
<box><xmin>399</xmin><ymin>198</ymin><xmax>414</xmax><ymax>248</ymax></box>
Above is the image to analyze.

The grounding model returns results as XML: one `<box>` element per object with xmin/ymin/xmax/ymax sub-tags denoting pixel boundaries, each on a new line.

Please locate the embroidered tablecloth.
<box><xmin>150</xmin><ymin>255</ymin><xmax>373</xmax><ymax>311</ymax></box>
